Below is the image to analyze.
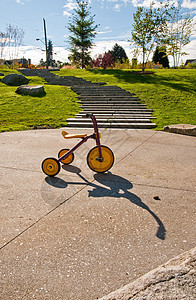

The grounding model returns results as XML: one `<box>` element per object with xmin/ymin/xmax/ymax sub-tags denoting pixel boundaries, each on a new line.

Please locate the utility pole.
<box><xmin>43</xmin><ymin>18</ymin><xmax>48</xmax><ymax>69</ymax></box>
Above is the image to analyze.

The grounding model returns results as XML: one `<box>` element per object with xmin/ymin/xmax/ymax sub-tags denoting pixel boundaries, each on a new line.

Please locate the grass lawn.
<box><xmin>0</xmin><ymin>72</ymin><xmax>80</xmax><ymax>132</ymax></box>
<box><xmin>55</xmin><ymin>68</ymin><xmax>196</xmax><ymax>130</ymax></box>
<box><xmin>0</xmin><ymin>68</ymin><xmax>195</xmax><ymax>132</ymax></box>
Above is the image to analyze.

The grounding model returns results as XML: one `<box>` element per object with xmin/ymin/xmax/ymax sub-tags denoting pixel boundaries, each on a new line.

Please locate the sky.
<box><xmin>0</xmin><ymin>0</ymin><xmax>196</xmax><ymax>66</ymax></box>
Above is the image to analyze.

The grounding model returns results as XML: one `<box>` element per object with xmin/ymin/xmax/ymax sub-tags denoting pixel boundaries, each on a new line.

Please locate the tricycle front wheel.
<box><xmin>87</xmin><ymin>145</ymin><xmax>114</xmax><ymax>173</ymax></box>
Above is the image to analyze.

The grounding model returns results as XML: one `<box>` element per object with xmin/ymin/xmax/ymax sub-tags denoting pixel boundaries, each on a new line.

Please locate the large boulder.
<box><xmin>15</xmin><ymin>85</ymin><xmax>45</xmax><ymax>96</ymax></box>
<box><xmin>99</xmin><ymin>247</ymin><xmax>196</xmax><ymax>300</ymax></box>
<box><xmin>1</xmin><ymin>73</ymin><xmax>29</xmax><ymax>86</ymax></box>
<box><xmin>164</xmin><ymin>124</ymin><xmax>196</xmax><ymax>137</ymax></box>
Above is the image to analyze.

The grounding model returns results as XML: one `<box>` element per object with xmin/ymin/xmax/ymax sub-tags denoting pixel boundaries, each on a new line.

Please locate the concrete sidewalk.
<box><xmin>0</xmin><ymin>128</ymin><xmax>195</xmax><ymax>299</ymax></box>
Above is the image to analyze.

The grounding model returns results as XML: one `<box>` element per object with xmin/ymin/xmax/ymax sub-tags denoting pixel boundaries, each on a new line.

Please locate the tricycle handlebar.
<box><xmin>82</xmin><ymin>113</ymin><xmax>93</xmax><ymax>118</ymax></box>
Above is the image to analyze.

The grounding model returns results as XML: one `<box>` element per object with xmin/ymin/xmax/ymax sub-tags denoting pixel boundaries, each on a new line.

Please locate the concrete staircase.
<box><xmin>18</xmin><ymin>69</ymin><xmax>156</xmax><ymax>129</ymax></box>
<box><xmin>68</xmin><ymin>85</ymin><xmax>156</xmax><ymax>129</ymax></box>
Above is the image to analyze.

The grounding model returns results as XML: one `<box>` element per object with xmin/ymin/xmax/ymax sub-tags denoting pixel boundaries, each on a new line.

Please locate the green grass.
<box><xmin>0</xmin><ymin>68</ymin><xmax>196</xmax><ymax>132</ymax></box>
<box><xmin>0</xmin><ymin>71</ymin><xmax>80</xmax><ymax>132</ymax></box>
<box><xmin>55</xmin><ymin>68</ymin><xmax>196</xmax><ymax>130</ymax></box>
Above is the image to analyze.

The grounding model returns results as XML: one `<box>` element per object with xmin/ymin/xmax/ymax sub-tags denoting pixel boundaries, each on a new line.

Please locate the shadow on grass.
<box><xmin>16</xmin><ymin>91</ymin><xmax>47</xmax><ymax>98</ymax></box>
<box><xmin>88</xmin><ymin>69</ymin><xmax>196</xmax><ymax>94</ymax></box>
<box><xmin>45</xmin><ymin>165</ymin><xmax>166</xmax><ymax>240</ymax></box>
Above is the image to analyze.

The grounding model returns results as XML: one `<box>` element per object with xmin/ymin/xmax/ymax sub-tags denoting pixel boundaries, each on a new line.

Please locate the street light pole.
<box><xmin>43</xmin><ymin>18</ymin><xmax>48</xmax><ymax>69</ymax></box>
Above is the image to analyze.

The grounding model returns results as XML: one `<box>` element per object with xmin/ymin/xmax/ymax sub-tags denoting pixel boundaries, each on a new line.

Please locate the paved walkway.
<box><xmin>0</xmin><ymin>128</ymin><xmax>195</xmax><ymax>299</ymax></box>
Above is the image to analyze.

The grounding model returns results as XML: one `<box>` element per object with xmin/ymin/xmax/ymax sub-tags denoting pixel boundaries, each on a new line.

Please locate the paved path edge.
<box><xmin>98</xmin><ymin>246</ymin><xmax>196</xmax><ymax>299</ymax></box>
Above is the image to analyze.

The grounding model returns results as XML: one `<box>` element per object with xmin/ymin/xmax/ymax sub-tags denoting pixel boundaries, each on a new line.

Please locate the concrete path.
<box><xmin>0</xmin><ymin>128</ymin><xmax>195</xmax><ymax>299</ymax></box>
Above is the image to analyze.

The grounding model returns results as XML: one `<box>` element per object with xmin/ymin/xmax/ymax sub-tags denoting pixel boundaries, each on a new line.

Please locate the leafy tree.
<box><xmin>153</xmin><ymin>46</ymin><xmax>169</xmax><ymax>68</ymax></box>
<box><xmin>68</xmin><ymin>0</ymin><xmax>98</xmax><ymax>68</ymax></box>
<box><xmin>110</xmin><ymin>43</ymin><xmax>128</xmax><ymax>63</ymax></box>
<box><xmin>132</xmin><ymin>4</ymin><xmax>164</xmax><ymax>72</ymax></box>
<box><xmin>102</xmin><ymin>52</ymin><xmax>115</xmax><ymax>69</ymax></box>
<box><xmin>160</xmin><ymin>2</ymin><xmax>193</xmax><ymax>68</ymax></box>
<box><xmin>91</xmin><ymin>52</ymin><xmax>115</xmax><ymax>69</ymax></box>
<box><xmin>47</xmin><ymin>39</ymin><xmax>53</xmax><ymax>67</ymax></box>
<box><xmin>39</xmin><ymin>58</ymin><xmax>46</xmax><ymax>67</ymax></box>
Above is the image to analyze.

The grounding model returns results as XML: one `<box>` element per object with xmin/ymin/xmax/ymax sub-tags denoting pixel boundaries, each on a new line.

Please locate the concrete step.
<box><xmin>81</xmin><ymin>109</ymin><xmax>153</xmax><ymax>113</ymax></box>
<box><xmin>77</xmin><ymin>112</ymin><xmax>155</xmax><ymax>118</ymax></box>
<box><xmin>80</xmin><ymin>104</ymin><xmax>147</xmax><ymax>109</ymax></box>
<box><xmin>78</xmin><ymin>95</ymin><xmax>136</xmax><ymax>99</ymax></box>
<box><xmin>67</xmin><ymin>118</ymin><xmax>152</xmax><ymax>123</ymax></box>
<box><xmin>71</xmin><ymin>85</ymin><xmax>122</xmax><ymax>90</ymax></box>
<box><xmin>65</xmin><ymin>122</ymin><xmax>157</xmax><ymax>129</ymax></box>
<box><xmin>78</xmin><ymin>97</ymin><xmax>140</xmax><ymax>102</ymax></box>
<box><xmin>76</xmin><ymin>113</ymin><xmax>156</xmax><ymax>119</ymax></box>
<box><xmin>75</xmin><ymin>91</ymin><xmax>132</xmax><ymax>96</ymax></box>
<box><xmin>78</xmin><ymin>101</ymin><xmax>142</xmax><ymax>105</ymax></box>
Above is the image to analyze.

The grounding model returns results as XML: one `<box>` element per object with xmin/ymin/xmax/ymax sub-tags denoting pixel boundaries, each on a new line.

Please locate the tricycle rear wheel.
<box><xmin>58</xmin><ymin>148</ymin><xmax>74</xmax><ymax>165</ymax></box>
<box><xmin>42</xmin><ymin>157</ymin><xmax>61</xmax><ymax>177</ymax></box>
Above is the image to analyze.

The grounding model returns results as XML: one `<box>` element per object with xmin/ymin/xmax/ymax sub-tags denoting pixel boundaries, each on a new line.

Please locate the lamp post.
<box><xmin>36</xmin><ymin>18</ymin><xmax>49</xmax><ymax>69</ymax></box>
<box><xmin>43</xmin><ymin>18</ymin><xmax>49</xmax><ymax>69</ymax></box>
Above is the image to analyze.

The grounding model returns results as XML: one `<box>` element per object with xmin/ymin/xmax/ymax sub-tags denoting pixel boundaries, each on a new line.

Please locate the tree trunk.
<box><xmin>142</xmin><ymin>48</ymin><xmax>145</xmax><ymax>73</ymax></box>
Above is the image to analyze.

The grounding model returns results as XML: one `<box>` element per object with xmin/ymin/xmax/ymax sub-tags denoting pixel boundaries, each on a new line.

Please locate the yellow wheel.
<box><xmin>87</xmin><ymin>145</ymin><xmax>114</xmax><ymax>173</ymax></box>
<box><xmin>58</xmin><ymin>148</ymin><xmax>74</xmax><ymax>165</ymax></box>
<box><xmin>42</xmin><ymin>157</ymin><xmax>60</xmax><ymax>177</ymax></box>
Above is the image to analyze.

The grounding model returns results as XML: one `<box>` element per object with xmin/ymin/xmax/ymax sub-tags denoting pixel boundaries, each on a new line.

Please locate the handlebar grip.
<box><xmin>82</xmin><ymin>113</ymin><xmax>93</xmax><ymax>118</ymax></box>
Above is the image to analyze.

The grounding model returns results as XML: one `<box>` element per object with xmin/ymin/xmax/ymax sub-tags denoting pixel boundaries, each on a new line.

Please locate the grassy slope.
<box><xmin>56</xmin><ymin>68</ymin><xmax>196</xmax><ymax>130</ymax></box>
<box><xmin>0</xmin><ymin>68</ymin><xmax>195</xmax><ymax>132</ymax></box>
<box><xmin>0</xmin><ymin>72</ymin><xmax>80</xmax><ymax>132</ymax></box>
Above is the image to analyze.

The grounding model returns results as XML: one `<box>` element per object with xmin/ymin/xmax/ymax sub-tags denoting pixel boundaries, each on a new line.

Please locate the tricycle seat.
<box><xmin>62</xmin><ymin>131</ymin><xmax>87</xmax><ymax>139</ymax></box>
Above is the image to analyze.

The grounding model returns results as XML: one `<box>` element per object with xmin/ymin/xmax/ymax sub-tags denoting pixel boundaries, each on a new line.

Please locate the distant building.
<box><xmin>0</xmin><ymin>58</ymin><xmax>31</xmax><ymax>68</ymax></box>
<box><xmin>184</xmin><ymin>59</ymin><xmax>196</xmax><ymax>66</ymax></box>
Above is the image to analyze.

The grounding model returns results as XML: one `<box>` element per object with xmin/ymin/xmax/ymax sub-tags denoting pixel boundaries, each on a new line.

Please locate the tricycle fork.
<box><xmin>90</xmin><ymin>114</ymin><xmax>103</xmax><ymax>162</ymax></box>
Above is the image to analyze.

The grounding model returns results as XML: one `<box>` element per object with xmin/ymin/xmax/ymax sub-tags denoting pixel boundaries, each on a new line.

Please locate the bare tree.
<box><xmin>5</xmin><ymin>24</ymin><xmax>25</xmax><ymax>60</ymax></box>
<box><xmin>0</xmin><ymin>32</ymin><xmax>8</xmax><ymax>58</ymax></box>
<box><xmin>159</xmin><ymin>2</ymin><xmax>193</xmax><ymax>67</ymax></box>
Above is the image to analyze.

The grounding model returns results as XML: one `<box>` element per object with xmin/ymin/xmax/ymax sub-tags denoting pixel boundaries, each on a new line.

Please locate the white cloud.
<box><xmin>131</xmin><ymin>0</ymin><xmax>179</xmax><ymax>8</ymax></box>
<box><xmin>113</xmin><ymin>3</ymin><xmax>121</xmax><ymax>11</ymax></box>
<box><xmin>91</xmin><ymin>40</ymin><xmax>132</xmax><ymax>58</ymax></box>
<box><xmin>16</xmin><ymin>0</ymin><xmax>24</xmax><ymax>4</ymax></box>
<box><xmin>182</xmin><ymin>0</ymin><xmax>196</xmax><ymax>9</ymax></box>
<box><xmin>183</xmin><ymin>38</ymin><xmax>196</xmax><ymax>57</ymax></box>
<box><xmin>1</xmin><ymin>37</ymin><xmax>195</xmax><ymax>66</ymax></box>
<box><xmin>97</xmin><ymin>30</ymin><xmax>112</xmax><ymax>34</ymax></box>
<box><xmin>63</xmin><ymin>0</ymin><xmax>77</xmax><ymax>17</ymax></box>
<box><xmin>63</xmin><ymin>10</ymin><xmax>71</xmax><ymax>16</ymax></box>
<box><xmin>1</xmin><ymin>46</ymin><xmax>69</xmax><ymax>65</ymax></box>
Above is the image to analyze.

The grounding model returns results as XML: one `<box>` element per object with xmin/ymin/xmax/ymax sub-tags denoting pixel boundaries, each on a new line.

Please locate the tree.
<box><xmin>153</xmin><ymin>46</ymin><xmax>169</xmax><ymax>68</ymax></box>
<box><xmin>6</xmin><ymin>24</ymin><xmax>24</xmax><ymax>60</ymax></box>
<box><xmin>160</xmin><ymin>2</ymin><xmax>193</xmax><ymax>68</ymax></box>
<box><xmin>68</xmin><ymin>0</ymin><xmax>98</xmax><ymax>68</ymax></box>
<box><xmin>91</xmin><ymin>52</ymin><xmax>115</xmax><ymax>69</ymax></box>
<box><xmin>132</xmin><ymin>4</ymin><xmax>164</xmax><ymax>73</ymax></box>
<box><xmin>110</xmin><ymin>43</ymin><xmax>128</xmax><ymax>63</ymax></box>
<box><xmin>0</xmin><ymin>32</ymin><xmax>8</xmax><ymax>58</ymax></box>
<box><xmin>47</xmin><ymin>39</ymin><xmax>53</xmax><ymax>67</ymax></box>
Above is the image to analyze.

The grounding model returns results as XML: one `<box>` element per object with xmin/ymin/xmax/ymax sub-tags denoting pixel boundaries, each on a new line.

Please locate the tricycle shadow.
<box><xmin>45</xmin><ymin>165</ymin><xmax>166</xmax><ymax>240</ymax></box>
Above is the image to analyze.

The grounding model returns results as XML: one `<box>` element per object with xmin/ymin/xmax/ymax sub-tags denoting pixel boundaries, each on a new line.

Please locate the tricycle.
<box><xmin>41</xmin><ymin>113</ymin><xmax>114</xmax><ymax>177</ymax></box>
